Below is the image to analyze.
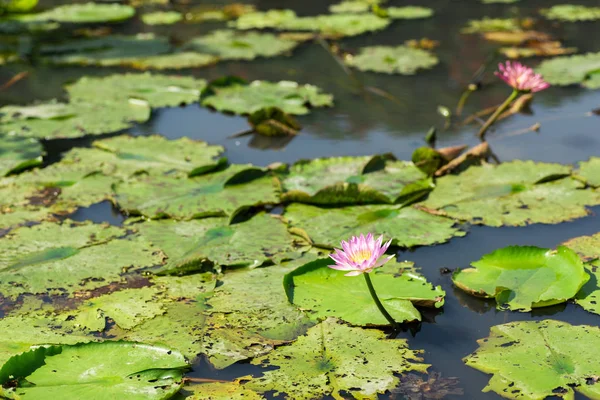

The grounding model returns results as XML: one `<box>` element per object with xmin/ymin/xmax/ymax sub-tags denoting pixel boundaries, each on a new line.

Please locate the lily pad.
<box><xmin>248</xmin><ymin>318</ymin><xmax>429</xmax><ymax>399</ymax></box>
<box><xmin>114</xmin><ymin>164</ymin><xmax>280</xmax><ymax>220</ymax></box>
<box><xmin>284</xmin><ymin>258</ymin><xmax>445</xmax><ymax>325</ymax></box>
<box><xmin>141</xmin><ymin>11</ymin><xmax>182</xmax><ymax>25</ymax></box>
<box><xmin>119</xmin><ymin>52</ymin><xmax>219</xmax><ymax>70</ymax></box>
<box><xmin>329</xmin><ymin>0</ymin><xmax>377</xmax><ymax>14</ymax></box>
<box><xmin>541</xmin><ymin>5</ymin><xmax>600</xmax><ymax>21</ymax></box>
<box><xmin>453</xmin><ymin>246</ymin><xmax>589</xmax><ymax>311</ymax></box>
<box><xmin>62</xmin><ymin>135</ymin><xmax>224</xmax><ymax>178</ymax></box>
<box><xmin>1</xmin><ymin>0</ymin><xmax>38</xmax><ymax>13</ymax></box>
<box><xmin>186</xmin><ymin>381</ymin><xmax>263</xmax><ymax>400</ymax></box>
<box><xmin>201</xmin><ymin>80</ymin><xmax>333</xmax><ymax>115</ymax></box>
<box><xmin>134</xmin><ymin>213</ymin><xmax>300</xmax><ymax>274</ymax></box>
<box><xmin>577</xmin><ymin>157</ymin><xmax>600</xmax><ymax>187</ymax></box>
<box><xmin>231</xmin><ymin>9</ymin><xmax>298</xmax><ymax>30</ymax></box>
<box><xmin>464</xmin><ymin>320</ymin><xmax>600</xmax><ymax>399</ymax></box>
<box><xmin>461</xmin><ymin>18</ymin><xmax>521</xmax><ymax>33</ymax></box>
<box><xmin>182</xmin><ymin>30</ymin><xmax>299</xmax><ymax>60</ymax></box>
<box><xmin>420</xmin><ymin>161</ymin><xmax>600</xmax><ymax>226</ymax></box>
<box><xmin>387</xmin><ymin>6</ymin><xmax>434</xmax><ymax>19</ymax></box>
<box><xmin>562</xmin><ymin>233</ymin><xmax>600</xmax><ymax>315</ymax></box>
<box><xmin>284</xmin><ymin>203</ymin><xmax>465</xmax><ymax>249</ymax></box>
<box><xmin>345</xmin><ymin>45</ymin><xmax>439</xmax><ymax>75</ymax></box>
<box><xmin>66</xmin><ymin>73</ymin><xmax>206</xmax><ymax>108</ymax></box>
<box><xmin>1</xmin><ymin>342</ymin><xmax>187</xmax><ymax>400</ymax></box>
<box><xmin>15</xmin><ymin>3</ymin><xmax>135</xmax><ymax>24</ymax></box>
<box><xmin>536</xmin><ymin>52</ymin><xmax>600</xmax><ymax>86</ymax></box>
<box><xmin>0</xmin><ymin>135</ymin><xmax>42</xmax><ymax>177</ymax></box>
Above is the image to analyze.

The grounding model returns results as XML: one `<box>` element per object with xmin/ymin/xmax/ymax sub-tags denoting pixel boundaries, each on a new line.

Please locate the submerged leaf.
<box><xmin>345</xmin><ymin>45</ymin><xmax>439</xmax><ymax>75</ymax></box>
<box><xmin>464</xmin><ymin>320</ymin><xmax>600</xmax><ymax>399</ymax></box>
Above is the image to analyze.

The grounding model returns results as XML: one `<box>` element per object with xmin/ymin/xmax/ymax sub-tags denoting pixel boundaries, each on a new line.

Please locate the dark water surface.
<box><xmin>2</xmin><ymin>0</ymin><xmax>600</xmax><ymax>398</ymax></box>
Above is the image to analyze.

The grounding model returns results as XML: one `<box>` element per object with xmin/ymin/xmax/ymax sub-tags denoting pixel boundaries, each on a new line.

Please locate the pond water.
<box><xmin>1</xmin><ymin>0</ymin><xmax>600</xmax><ymax>399</ymax></box>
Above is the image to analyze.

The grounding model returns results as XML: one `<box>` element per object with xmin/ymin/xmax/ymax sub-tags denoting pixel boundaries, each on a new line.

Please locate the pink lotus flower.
<box><xmin>328</xmin><ymin>233</ymin><xmax>394</xmax><ymax>276</ymax></box>
<box><xmin>495</xmin><ymin>61</ymin><xmax>550</xmax><ymax>93</ymax></box>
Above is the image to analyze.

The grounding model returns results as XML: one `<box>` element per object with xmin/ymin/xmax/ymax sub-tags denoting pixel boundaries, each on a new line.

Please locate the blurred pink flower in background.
<box><xmin>495</xmin><ymin>61</ymin><xmax>550</xmax><ymax>93</ymax></box>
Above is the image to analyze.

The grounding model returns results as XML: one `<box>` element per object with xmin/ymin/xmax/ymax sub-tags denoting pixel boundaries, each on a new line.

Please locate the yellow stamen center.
<box><xmin>351</xmin><ymin>250</ymin><xmax>372</xmax><ymax>264</ymax></box>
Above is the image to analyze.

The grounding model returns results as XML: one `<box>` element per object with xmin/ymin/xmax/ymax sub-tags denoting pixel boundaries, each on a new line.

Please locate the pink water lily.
<box><xmin>328</xmin><ymin>233</ymin><xmax>394</xmax><ymax>276</ymax></box>
<box><xmin>495</xmin><ymin>61</ymin><xmax>550</xmax><ymax>93</ymax></box>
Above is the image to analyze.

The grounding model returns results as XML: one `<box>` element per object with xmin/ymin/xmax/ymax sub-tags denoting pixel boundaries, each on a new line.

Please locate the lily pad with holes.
<box><xmin>183</xmin><ymin>30</ymin><xmax>299</xmax><ymax>60</ymax></box>
<box><xmin>0</xmin><ymin>342</ymin><xmax>188</xmax><ymax>400</ymax></box>
<box><xmin>453</xmin><ymin>246</ymin><xmax>589</xmax><ymax>311</ymax></box>
<box><xmin>421</xmin><ymin>161</ymin><xmax>600</xmax><ymax>226</ymax></box>
<box><xmin>536</xmin><ymin>52</ymin><xmax>600</xmax><ymax>87</ymax></box>
<box><xmin>62</xmin><ymin>135</ymin><xmax>225</xmax><ymax>178</ymax></box>
<box><xmin>284</xmin><ymin>203</ymin><xmax>465</xmax><ymax>249</ymax></box>
<box><xmin>346</xmin><ymin>45</ymin><xmax>438</xmax><ymax>74</ymax></box>
<box><xmin>0</xmin><ymin>135</ymin><xmax>42</xmax><ymax>177</ymax></box>
<box><xmin>387</xmin><ymin>6</ymin><xmax>434</xmax><ymax>19</ymax></box>
<box><xmin>185</xmin><ymin>381</ymin><xmax>263</xmax><ymax>400</ymax></box>
<box><xmin>66</xmin><ymin>73</ymin><xmax>205</xmax><ymax>108</ymax></box>
<box><xmin>248</xmin><ymin>318</ymin><xmax>429</xmax><ymax>399</ymax></box>
<box><xmin>0</xmin><ymin>221</ymin><xmax>163</xmax><ymax>299</ymax></box>
<box><xmin>202</xmin><ymin>80</ymin><xmax>333</xmax><ymax>115</ymax></box>
<box><xmin>114</xmin><ymin>164</ymin><xmax>279</xmax><ymax>220</ymax></box>
<box><xmin>541</xmin><ymin>5</ymin><xmax>600</xmax><ymax>21</ymax></box>
<box><xmin>284</xmin><ymin>258</ymin><xmax>445</xmax><ymax>325</ymax></box>
<box><xmin>0</xmin><ymin>100</ymin><xmax>150</xmax><ymax>139</ymax></box>
<box><xmin>14</xmin><ymin>2</ymin><xmax>135</xmax><ymax>24</ymax></box>
<box><xmin>134</xmin><ymin>213</ymin><xmax>300</xmax><ymax>274</ymax></box>
<box><xmin>461</xmin><ymin>18</ymin><xmax>521</xmax><ymax>33</ymax></box>
<box><xmin>464</xmin><ymin>320</ymin><xmax>600</xmax><ymax>399</ymax></box>
<box><xmin>141</xmin><ymin>11</ymin><xmax>182</xmax><ymax>25</ymax></box>
<box><xmin>562</xmin><ymin>232</ymin><xmax>600</xmax><ymax>315</ymax></box>
<box><xmin>577</xmin><ymin>157</ymin><xmax>600</xmax><ymax>187</ymax></box>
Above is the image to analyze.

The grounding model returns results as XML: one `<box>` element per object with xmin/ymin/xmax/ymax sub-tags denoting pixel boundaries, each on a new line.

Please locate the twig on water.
<box><xmin>0</xmin><ymin>71</ymin><xmax>29</xmax><ymax>91</ymax></box>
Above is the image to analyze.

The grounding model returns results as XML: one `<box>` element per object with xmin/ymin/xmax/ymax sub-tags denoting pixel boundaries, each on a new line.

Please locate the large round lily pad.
<box><xmin>114</xmin><ymin>164</ymin><xmax>280</xmax><ymax>220</ymax></box>
<box><xmin>453</xmin><ymin>245</ymin><xmax>589</xmax><ymax>311</ymax></box>
<box><xmin>1</xmin><ymin>342</ymin><xmax>187</xmax><ymax>400</ymax></box>
<box><xmin>284</xmin><ymin>203</ymin><xmax>465</xmax><ymax>249</ymax></box>
<box><xmin>0</xmin><ymin>135</ymin><xmax>42</xmax><ymax>177</ymax></box>
<box><xmin>16</xmin><ymin>3</ymin><xmax>135</xmax><ymax>24</ymax></box>
<box><xmin>541</xmin><ymin>4</ymin><xmax>600</xmax><ymax>21</ymax></box>
<box><xmin>345</xmin><ymin>45</ymin><xmax>439</xmax><ymax>74</ymax></box>
<box><xmin>201</xmin><ymin>80</ymin><xmax>333</xmax><ymax>115</ymax></box>
<box><xmin>464</xmin><ymin>320</ymin><xmax>600</xmax><ymax>399</ymax></box>
<box><xmin>248</xmin><ymin>318</ymin><xmax>429</xmax><ymax>399</ymax></box>
<box><xmin>284</xmin><ymin>258</ymin><xmax>445</xmax><ymax>325</ymax></box>
<box><xmin>183</xmin><ymin>30</ymin><xmax>299</xmax><ymax>60</ymax></box>
<box><xmin>536</xmin><ymin>52</ymin><xmax>600</xmax><ymax>87</ymax></box>
<box><xmin>420</xmin><ymin>161</ymin><xmax>600</xmax><ymax>226</ymax></box>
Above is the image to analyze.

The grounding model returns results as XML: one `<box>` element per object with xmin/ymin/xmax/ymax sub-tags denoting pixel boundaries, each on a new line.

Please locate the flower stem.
<box><xmin>477</xmin><ymin>89</ymin><xmax>520</xmax><ymax>140</ymax></box>
<box><xmin>363</xmin><ymin>272</ymin><xmax>398</xmax><ymax>328</ymax></box>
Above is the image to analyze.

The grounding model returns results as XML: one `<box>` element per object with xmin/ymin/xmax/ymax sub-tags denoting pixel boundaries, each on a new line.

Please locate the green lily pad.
<box><xmin>202</xmin><ymin>80</ymin><xmax>333</xmax><ymax>115</ymax></box>
<box><xmin>361</xmin><ymin>160</ymin><xmax>433</xmax><ymax>203</ymax></box>
<box><xmin>231</xmin><ymin>9</ymin><xmax>298</xmax><ymax>30</ymax></box>
<box><xmin>583</xmin><ymin>71</ymin><xmax>600</xmax><ymax>89</ymax></box>
<box><xmin>453</xmin><ymin>245</ymin><xmax>589</xmax><ymax>311</ymax></box>
<box><xmin>114</xmin><ymin>164</ymin><xmax>280</xmax><ymax>220</ymax></box>
<box><xmin>1</xmin><ymin>0</ymin><xmax>38</xmax><ymax>13</ymax></box>
<box><xmin>62</xmin><ymin>135</ymin><xmax>224</xmax><ymax>179</ymax></box>
<box><xmin>284</xmin><ymin>203</ymin><xmax>465</xmax><ymax>249</ymax></box>
<box><xmin>1</xmin><ymin>100</ymin><xmax>150</xmax><ymax>139</ymax></box>
<box><xmin>141</xmin><ymin>10</ymin><xmax>182</xmax><ymax>25</ymax></box>
<box><xmin>563</xmin><ymin>232</ymin><xmax>600</xmax><ymax>262</ymax></box>
<box><xmin>248</xmin><ymin>318</ymin><xmax>429</xmax><ymax>399</ymax></box>
<box><xmin>284</xmin><ymin>258</ymin><xmax>445</xmax><ymax>325</ymax></box>
<box><xmin>464</xmin><ymin>320</ymin><xmax>600</xmax><ymax>399</ymax></box>
<box><xmin>461</xmin><ymin>18</ymin><xmax>521</xmax><ymax>33</ymax></box>
<box><xmin>150</xmin><ymin>273</ymin><xmax>216</xmax><ymax>300</ymax></box>
<box><xmin>134</xmin><ymin>213</ymin><xmax>300</xmax><ymax>274</ymax></box>
<box><xmin>183</xmin><ymin>30</ymin><xmax>299</xmax><ymax>60</ymax></box>
<box><xmin>536</xmin><ymin>52</ymin><xmax>600</xmax><ymax>86</ymax></box>
<box><xmin>0</xmin><ymin>19</ymin><xmax>58</xmax><ymax>34</ymax></box>
<box><xmin>345</xmin><ymin>45</ymin><xmax>439</xmax><ymax>74</ymax></box>
<box><xmin>577</xmin><ymin>157</ymin><xmax>600</xmax><ymax>187</ymax></box>
<box><xmin>329</xmin><ymin>0</ymin><xmax>378</xmax><ymax>14</ymax></box>
<box><xmin>66</xmin><ymin>73</ymin><xmax>205</xmax><ymax>108</ymax></box>
<box><xmin>541</xmin><ymin>5</ymin><xmax>600</xmax><ymax>21</ymax></box>
<box><xmin>421</xmin><ymin>161</ymin><xmax>600</xmax><ymax>227</ymax></box>
<box><xmin>119</xmin><ymin>52</ymin><xmax>219</xmax><ymax>70</ymax></box>
<box><xmin>0</xmin><ymin>342</ymin><xmax>187</xmax><ymax>400</ymax></box>
<box><xmin>15</xmin><ymin>2</ymin><xmax>135</xmax><ymax>24</ymax></box>
<box><xmin>0</xmin><ymin>221</ymin><xmax>163</xmax><ymax>298</ymax></box>
<box><xmin>0</xmin><ymin>135</ymin><xmax>42</xmax><ymax>177</ymax></box>
<box><xmin>186</xmin><ymin>381</ymin><xmax>263</xmax><ymax>400</ymax></box>
<box><xmin>562</xmin><ymin>233</ymin><xmax>600</xmax><ymax>315</ymax></box>
<box><xmin>387</xmin><ymin>6</ymin><xmax>434</xmax><ymax>19</ymax></box>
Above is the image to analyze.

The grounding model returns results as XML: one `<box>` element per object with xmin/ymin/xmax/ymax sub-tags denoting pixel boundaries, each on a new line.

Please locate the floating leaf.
<box><xmin>184</xmin><ymin>4</ymin><xmax>256</xmax><ymax>22</ymax></box>
<box><xmin>541</xmin><ymin>4</ymin><xmax>600</xmax><ymax>21</ymax></box>
<box><xmin>562</xmin><ymin>233</ymin><xmax>600</xmax><ymax>315</ymax></box>
<box><xmin>421</xmin><ymin>161</ymin><xmax>600</xmax><ymax>226</ymax></box>
<box><xmin>183</xmin><ymin>30</ymin><xmax>299</xmax><ymax>60</ymax></box>
<box><xmin>15</xmin><ymin>3</ymin><xmax>135</xmax><ymax>23</ymax></box>
<box><xmin>248</xmin><ymin>318</ymin><xmax>429</xmax><ymax>399</ymax></box>
<box><xmin>141</xmin><ymin>10</ymin><xmax>182</xmax><ymax>25</ymax></box>
<box><xmin>66</xmin><ymin>73</ymin><xmax>205</xmax><ymax>108</ymax></box>
<box><xmin>577</xmin><ymin>157</ymin><xmax>600</xmax><ymax>187</ymax></box>
<box><xmin>345</xmin><ymin>45</ymin><xmax>438</xmax><ymax>75</ymax></box>
<box><xmin>134</xmin><ymin>213</ymin><xmax>300</xmax><ymax>274</ymax></box>
<box><xmin>387</xmin><ymin>6</ymin><xmax>434</xmax><ymax>19</ymax></box>
<box><xmin>186</xmin><ymin>380</ymin><xmax>263</xmax><ymax>400</ymax></box>
<box><xmin>284</xmin><ymin>258</ymin><xmax>445</xmax><ymax>325</ymax></box>
<box><xmin>499</xmin><ymin>41</ymin><xmax>577</xmax><ymax>59</ymax></box>
<box><xmin>329</xmin><ymin>0</ymin><xmax>376</xmax><ymax>14</ymax></box>
<box><xmin>1</xmin><ymin>0</ymin><xmax>38</xmax><ymax>13</ymax></box>
<box><xmin>284</xmin><ymin>203</ymin><xmax>465</xmax><ymax>249</ymax></box>
<box><xmin>461</xmin><ymin>18</ymin><xmax>521</xmax><ymax>33</ymax></box>
<box><xmin>536</xmin><ymin>52</ymin><xmax>600</xmax><ymax>87</ymax></box>
<box><xmin>114</xmin><ymin>164</ymin><xmax>280</xmax><ymax>220</ymax></box>
<box><xmin>0</xmin><ymin>135</ymin><xmax>42</xmax><ymax>177</ymax></box>
<box><xmin>201</xmin><ymin>80</ymin><xmax>333</xmax><ymax>115</ymax></box>
<box><xmin>1</xmin><ymin>342</ymin><xmax>187</xmax><ymax>400</ymax></box>
<box><xmin>464</xmin><ymin>320</ymin><xmax>600</xmax><ymax>399</ymax></box>
<box><xmin>231</xmin><ymin>9</ymin><xmax>297</xmax><ymax>30</ymax></box>
<box><xmin>453</xmin><ymin>246</ymin><xmax>589</xmax><ymax>311</ymax></box>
